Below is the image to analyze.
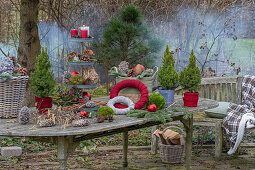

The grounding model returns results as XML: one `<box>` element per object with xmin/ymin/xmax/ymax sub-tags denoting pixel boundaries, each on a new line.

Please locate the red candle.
<box><xmin>71</xmin><ymin>29</ymin><xmax>78</xmax><ymax>38</ymax></box>
<box><xmin>80</xmin><ymin>30</ymin><xmax>88</xmax><ymax>38</ymax></box>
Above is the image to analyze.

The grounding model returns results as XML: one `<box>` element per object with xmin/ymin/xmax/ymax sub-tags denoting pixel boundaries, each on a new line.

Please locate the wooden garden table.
<box><xmin>0</xmin><ymin>96</ymin><xmax>218</xmax><ymax>170</ymax></box>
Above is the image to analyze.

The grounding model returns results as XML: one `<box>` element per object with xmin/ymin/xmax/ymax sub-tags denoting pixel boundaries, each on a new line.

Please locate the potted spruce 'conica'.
<box><xmin>179</xmin><ymin>50</ymin><xmax>201</xmax><ymax>107</ymax></box>
<box><xmin>30</xmin><ymin>47</ymin><xmax>57</xmax><ymax>113</ymax></box>
<box><xmin>157</xmin><ymin>45</ymin><xmax>179</xmax><ymax>107</ymax></box>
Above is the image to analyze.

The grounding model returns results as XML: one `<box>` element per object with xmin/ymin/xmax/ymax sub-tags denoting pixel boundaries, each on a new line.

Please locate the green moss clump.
<box><xmin>179</xmin><ymin>50</ymin><xmax>201</xmax><ymax>92</ymax></box>
<box><xmin>158</xmin><ymin>45</ymin><xmax>179</xmax><ymax>90</ymax></box>
<box><xmin>98</xmin><ymin>106</ymin><xmax>114</xmax><ymax>119</ymax></box>
<box><xmin>68</xmin><ymin>75</ymin><xmax>85</xmax><ymax>85</ymax></box>
<box><xmin>147</xmin><ymin>93</ymin><xmax>165</xmax><ymax>110</ymax></box>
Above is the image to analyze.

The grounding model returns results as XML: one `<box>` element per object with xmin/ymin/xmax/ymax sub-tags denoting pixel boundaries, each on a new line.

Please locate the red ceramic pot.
<box><xmin>35</xmin><ymin>96</ymin><xmax>53</xmax><ymax>114</ymax></box>
<box><xmin>183</xmin><ymin>92</ymin><xmax>199</xmax><ymax>107</ymax></box>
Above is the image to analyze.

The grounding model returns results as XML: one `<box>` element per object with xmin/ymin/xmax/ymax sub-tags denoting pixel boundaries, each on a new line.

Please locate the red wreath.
<box><xmin>110</xmin><ymin>79</ymin><xmax>149</xmax><ymax>110</ymax></box>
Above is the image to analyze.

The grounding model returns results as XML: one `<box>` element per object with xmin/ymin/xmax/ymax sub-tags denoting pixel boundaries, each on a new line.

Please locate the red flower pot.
<box><xmin>35</xmin><ymin>96</ymin><xmax>53</xmax><ymax>113</ymax></box>
<box><xmin>183</xmin><ymin>92</ymin><xmax>199</xmax><ymax>107</ymax></box>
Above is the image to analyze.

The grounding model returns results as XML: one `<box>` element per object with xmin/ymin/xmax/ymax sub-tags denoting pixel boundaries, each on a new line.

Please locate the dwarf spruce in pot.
<box><xmin>179</xmin><ymin>50</ymin><xmax>201</xmax><ymax>107</ymax></box>
<box><xmin>157</xmin><ymin>45</ymin><xmax>179</xmax><ymax>107</ymax></box>
<box><xmin>30</xmin><ymin>47</ymin><xmax>57</xmax><ymax>113</ymax></box>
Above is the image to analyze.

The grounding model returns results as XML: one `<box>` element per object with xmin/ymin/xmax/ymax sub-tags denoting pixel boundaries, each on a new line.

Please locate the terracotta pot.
<box><xmin>35</xmin><ymin>96</ymin><xmax>53</xmax><ymax>113</ymax></box>
<box><xmin>183</xmin><ymin>92</ymin><xmax>199</xmax><ymax>107</ymax></box>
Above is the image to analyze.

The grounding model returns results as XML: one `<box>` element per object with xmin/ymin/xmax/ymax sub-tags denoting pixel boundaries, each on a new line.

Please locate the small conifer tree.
<box><xmin>30</xmin><ymin>47</ymin><xmax>57</xmax><ymax>98</ymax></box>
<box><xmin>158</xmin><ymin>45</ymin><xmax>179</xmax><ymax>90</ymax></box>
<box><xmin>179</xmin><ymin>50</ymin><xmax>201</xmax><ymax>92</ymax></box>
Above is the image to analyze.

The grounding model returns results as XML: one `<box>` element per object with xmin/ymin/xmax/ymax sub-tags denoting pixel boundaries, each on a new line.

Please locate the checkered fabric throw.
<box><xmin>222</xmin><ymin>75</ymin><xmax>255</xmax><ymax>147</ymax></box>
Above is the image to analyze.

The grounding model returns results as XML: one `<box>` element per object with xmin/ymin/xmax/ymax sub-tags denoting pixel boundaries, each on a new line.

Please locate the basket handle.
<box><xmin>162</xmin><ymin>126</ymin><xmax>186</xmax><ymax>137</ymax></box>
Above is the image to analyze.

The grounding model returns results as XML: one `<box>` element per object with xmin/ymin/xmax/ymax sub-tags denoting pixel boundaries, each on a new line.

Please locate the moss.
<box><xmin>98</xmin><ymin>106</ymin><xmax>114</xmax><ymax>119</ymax></box>
<box><xmin>147</xmin><ymin>93</ymin><xmax>165</xmax><ymax>110</ymax></box>
<box><xmin>69</xmin><ymin>74</ymin><xmax>85</xmax><ymax>85</ymax></box>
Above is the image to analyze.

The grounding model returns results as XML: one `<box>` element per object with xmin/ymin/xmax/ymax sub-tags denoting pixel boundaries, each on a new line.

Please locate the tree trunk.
<box><xmin>18</xmin><ymin>0</ymin><xmax>40</xmax><ymax>107</ymax></box>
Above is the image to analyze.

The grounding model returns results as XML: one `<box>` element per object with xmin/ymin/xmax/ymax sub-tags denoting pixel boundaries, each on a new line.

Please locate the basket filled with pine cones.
<box><xmin>0</xmin><ymin>56</ymin><xmax>29</xmax><ymax>118</ymax></box>
<box><xmin>113</xmin><ymin>61</ymin><xmax>158</xmax><ymax>94</ymax></box>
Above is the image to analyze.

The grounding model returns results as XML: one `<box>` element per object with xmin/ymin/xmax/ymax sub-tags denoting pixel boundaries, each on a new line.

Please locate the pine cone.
<box><xmin>18</xmin><ymin>106</ymin><xmax>30</xmax><ymax>124</ymax></box>
<box><xmin>108</xmin><ymin>114</ymin><xmax>114</xmax><ymax>122</ymax></box>
<box><xmin>127</xmin><ymin>69</ymin><xmax>135</xmax><ymax>77</ymax></box>
<box><xmin>83</xmin><ymin>50</ymin><xmax>94</xmax><ymax>57</ymax></box>
<box><xmin>38</xmin><ymin>119</ymin><xmax>55</xmax><ymax>127</ymax></box>
<box><xmin>68</xmin><ymin>51</ymin><xmax>78</xmax><ymax>61</ymax></box>
<box><xmin>0</xmin><ymin>57</ymin><xmax>14</xmax><ymax>75</ymax></box>
<box><xmin>79</xmin><ymin>54</ymin><xmax>90</xmax><ymax>62</ymax></box>
<box><xmin>72</xmin><ymin>34</ymin><xmax>81</xmax><ymax>38</ymax></box>
<box><xmin>14</xmin><ymin>67</ymin><xmax>28</xmax><ymax>76</ymax></box>
<box><xmin>72</xmin><ymin>119</ymin><xmax>90</xmax><ymax>127</ymax></box>
<box><xmin>118</xmin><ymin>61</ymin><xmax>129</xmax><ymax>74</ymax></box>
<box><xmin>97</xmin><ymin>116</ymin><xmax>105</xmax><ymax>123</ymax></box>
<box><xmin>85</xmin><ymin>101</ymin><xmax>96</xmax><ymax>108</ymax></box>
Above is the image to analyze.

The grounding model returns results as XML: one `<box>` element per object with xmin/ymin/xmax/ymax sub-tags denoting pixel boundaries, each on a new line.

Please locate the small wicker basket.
<box><xmin>159</xmin><ymin>126</ymin><xmax>186</xmax><ymax>164</ymax></box>
<box><xmin>0</xmin><ymin>76</ymin><xmax>29</xmax><ymax>118</ymax></box>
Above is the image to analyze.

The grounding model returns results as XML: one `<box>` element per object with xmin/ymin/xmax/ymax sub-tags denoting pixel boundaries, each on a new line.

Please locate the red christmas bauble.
<box><xmin>71</xmin><ymin>71</ymin><xmax>80</xmax><ymax>75</ymax></box>
<box><xmin>148</xmin><ymin>104</ymin><xmax>157</xmax><ymax>112</ymax></box>
<box><xmin>83</xmin><ymin>92</ymin><xmax>91</xmax><ymax>100</ymax></box>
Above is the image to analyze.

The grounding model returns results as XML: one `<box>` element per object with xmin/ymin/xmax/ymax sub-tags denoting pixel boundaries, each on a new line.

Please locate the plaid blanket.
<box><xmin>222</xmin><ymin>75</ymin><xmax>255</xmax><ymax>147</ymax></box>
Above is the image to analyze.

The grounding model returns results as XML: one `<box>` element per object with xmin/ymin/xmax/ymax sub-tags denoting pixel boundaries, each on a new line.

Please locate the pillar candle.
<box><xmin>80</xmin><ymin>30</ymin><xmax>88</xmax><ymax>38</ymax></box>
<box><xmin>71</xmin><ymin>29</ymin><xmax>78</xmax><ymax>38</ymax></box>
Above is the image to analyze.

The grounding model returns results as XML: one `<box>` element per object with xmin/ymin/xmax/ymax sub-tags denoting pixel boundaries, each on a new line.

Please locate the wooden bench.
<box><xmin>151</xmin><ymin>76</ymin><xmax>243</xmax><ymax>158</ymax></box>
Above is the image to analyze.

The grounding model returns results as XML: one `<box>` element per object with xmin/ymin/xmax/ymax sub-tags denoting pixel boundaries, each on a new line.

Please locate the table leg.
<box><xmin>181</xmin><ymin>114</ymin><xmax>193</xmax><ymax>170</ymax></box>
<box><xmin>215</xmin><ymin>121</ymin><xmax>223</xmax><ymax>159</ymax></box>
<box><xmin>57</xmin><ymin>136</ymin><xmax>78</xmax><ymax>170</ymax></box>
<box><xmin>123</xmin><ymin>131</ymin><xmax>128</xmax><ymax>168</ymax></box>
<box><xmin>151</xmin><ymin>125</ymin><xmax>159</xmax><ymax>154</ymax></box>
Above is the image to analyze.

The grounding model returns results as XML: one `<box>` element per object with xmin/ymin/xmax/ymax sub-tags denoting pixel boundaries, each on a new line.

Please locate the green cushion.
<box><xmin>205</xmin><ymin>102</ymin><xmax>230</xmax><ymax>119</ymax></box>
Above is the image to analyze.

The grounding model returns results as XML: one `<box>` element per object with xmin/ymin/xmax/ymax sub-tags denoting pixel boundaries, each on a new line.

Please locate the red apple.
<box><xmin>148</xmin><ymin>104</ymin><xmax>157</xmax><ymax>112</ymax></box>
<box><xmin>80</xmin><ymin>111</ymin><xmax>87</xmax><ymax>117</ymax></box>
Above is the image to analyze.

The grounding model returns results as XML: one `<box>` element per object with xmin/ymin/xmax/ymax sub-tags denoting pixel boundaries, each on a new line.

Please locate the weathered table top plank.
<box><xmin>0</xmin><ymin>96</ymin><xmax>218</xmax><ymax>137</ymax></box>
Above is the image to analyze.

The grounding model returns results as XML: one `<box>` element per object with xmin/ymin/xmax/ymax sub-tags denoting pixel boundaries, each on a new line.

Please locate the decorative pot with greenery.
<box><xmin>157</xmin><ymin>45</ymin><xmax>179</xmax><ymax>107</ymax></box>
<box><xmin>30</xmin><ymin>47</ymin><xmax>57</xmax><ymax>113</ymax></box>
<box><xmin>179</xmin><ymin>50</ymin><xmax>201</xmax><ymax>107</ymax></box>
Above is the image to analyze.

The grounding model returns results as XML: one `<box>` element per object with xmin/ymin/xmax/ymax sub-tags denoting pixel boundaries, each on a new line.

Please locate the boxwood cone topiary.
<box><xmin>158</xmin><ymin>45</ymin><xmax>179</xmax><ymax>90</ymax></box>
<box><xmin>30</xmin><ymin>47</ymin><xmax>57</xmax><ymax>98</ymax></box>
<box><xmin>147</xmin><ymin>93</ymin><xmax>165</xmax><ymax>110</ymax></box>
<box><xmin>180</xmin><ymin>50</ymin><xmax>201</xmax><ymax>92</ymax></box>
<box><xmin>98</xmin><ymin>106</ymin><xmax>114</xmax><ymax>119</ymax></box>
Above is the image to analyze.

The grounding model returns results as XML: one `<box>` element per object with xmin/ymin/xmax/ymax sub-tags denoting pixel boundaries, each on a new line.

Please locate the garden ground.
<box><xmin>0</xmin><ymin>144</ymin><xmax>255</xmax><ymax>169</ymax></box>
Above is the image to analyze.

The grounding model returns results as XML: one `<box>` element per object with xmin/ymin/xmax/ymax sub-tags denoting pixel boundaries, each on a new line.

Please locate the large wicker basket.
<box><xmin>0</xmin><ymin>76</ymin><xmax>29</xmax><ymax>118</ymax></box>
<box><xmin>159</xmin><ymin>126</ymin><xmax>186</xmax><ymax>164</ymax></box>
